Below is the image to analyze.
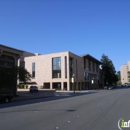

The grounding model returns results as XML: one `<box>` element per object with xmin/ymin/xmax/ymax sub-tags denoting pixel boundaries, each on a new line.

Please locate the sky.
<box><xmin>0</xmin><ymin>0</ymin><xmax>130</xmax><ymax>71</ymax></box>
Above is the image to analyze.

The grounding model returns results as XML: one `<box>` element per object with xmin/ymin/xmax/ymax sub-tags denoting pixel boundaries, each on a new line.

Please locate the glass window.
<box><xmin>84</xmin><ymin>59</ymin><xmax>86</xmax><ymax>69</ymax></box>
<box><xmin>65</xmin><ymin>56</ymin><xmax>67</xmax><ymax>78</ymax></box>
<box><xmin>89</xmin><ymin>60</ymin><xmax>91</xmax><ymax>71</ymax></box>
<box><xmin>76</xmin><ymin>59</ymin><xmax>78</xmax><ymax>78</ymax></box>
<box><xmin>52</xmin><ymin>57</ymin><xmax>61</xmax><ymax>78</ymax></box>
<box><xmin>0</xmin><ymin>55</ymin><xmax>15</xmax><ymax>67</ymax></box>
<box><xmin>32</xmin><ymin>62</ymin><xmax>35</xmax><ymax>78</ymax></box>
<box><xmin>69</xmin><ymin>58</ymin><xmax>73</xmax><ymax>78</ymax></box>
<box><xmin>93</xmin><ymin>63</ymin><xmax>95</xmax><ymax>72</ymax></box>
<box><xmin>84</xmin><ymin>72</ymin><xmax>89</xmax><ymax>80</ymax></box>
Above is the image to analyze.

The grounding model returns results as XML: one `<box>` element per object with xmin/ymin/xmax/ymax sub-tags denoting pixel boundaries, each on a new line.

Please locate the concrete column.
<box><xmin>50</xmin><ymin>82</ymin><xmax>53</xmax><ymax>89</ymax></box>
<box><xmin>61</xmin><ymin>82</ymin><xmax>64</xmax><ymax>91</ymax></box>
<box><xmin>67</xmin><ymin>81</ymin><xmax>70</xmax><ymax>91</ymax></box>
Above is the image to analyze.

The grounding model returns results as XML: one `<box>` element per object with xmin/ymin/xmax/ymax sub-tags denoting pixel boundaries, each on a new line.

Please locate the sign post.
<box><xmin>72</xmin><ymin>74</ymin><xmax>75</xmax><ymax>93</ymax></box>
<box><xmin>91</xmin><ymin>77</ymin><xmax>94</xmax><ymax>90</ymax></box>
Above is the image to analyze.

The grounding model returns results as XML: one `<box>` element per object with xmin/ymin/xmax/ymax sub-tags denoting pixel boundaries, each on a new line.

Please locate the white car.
<box><xmin>30</xmin><ymin>86</ymin><xmax>38</xmax><ymax>92</ymax></box>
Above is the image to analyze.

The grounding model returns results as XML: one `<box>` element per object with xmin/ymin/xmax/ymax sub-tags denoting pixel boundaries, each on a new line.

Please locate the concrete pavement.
<box><xmin>1</xmin><ymin>88</ymin><xmax>129</xmax><ymax>130</ymax></box>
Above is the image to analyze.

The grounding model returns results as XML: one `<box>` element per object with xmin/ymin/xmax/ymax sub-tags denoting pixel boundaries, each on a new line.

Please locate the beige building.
<box><xmin>24</xmin><ymin>51</ymin><xmax>103</xmax><ymax>91</ymax></box>
<box><xmin>120</xmin><ymin>65</ymin><xmax>128</xmax><ymax>84</ymax></box>
<box><xmin>128</xmin><ymin>61</ymin><xmax>130</xmax><ymax>71</ymax></box>
<box><xmin>120</xmin><ymin>61</ymin><xmax>130</xmax><ymax>85</ymax></box>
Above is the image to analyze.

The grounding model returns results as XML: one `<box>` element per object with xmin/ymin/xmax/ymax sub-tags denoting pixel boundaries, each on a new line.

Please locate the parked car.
<box><xmin>0</xmin><ymin>93</ymin><xmax>14</xmax><ymax>103</ymax></box>
<box><xmin>30</xmin><ymin>86</ymin><xmax>38</xmax><ymax>92</ymax></box>
<box><xmin>108</xmin><ymin>86</ymin><xmax>114</xmax><ymax>90</ymax></box>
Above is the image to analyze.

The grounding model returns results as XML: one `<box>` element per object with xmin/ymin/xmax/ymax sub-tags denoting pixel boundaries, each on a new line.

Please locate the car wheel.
<box><xmin>4</xmin><ymin>97</ymin><xmax>10</xmax><ymax>103</ymax></box>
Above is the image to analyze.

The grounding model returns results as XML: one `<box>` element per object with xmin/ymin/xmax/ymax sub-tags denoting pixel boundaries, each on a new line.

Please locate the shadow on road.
<box><xmin>0</xmin><ymin>92</ymin><xmax>97</xmax><ymax>109</ymax></box>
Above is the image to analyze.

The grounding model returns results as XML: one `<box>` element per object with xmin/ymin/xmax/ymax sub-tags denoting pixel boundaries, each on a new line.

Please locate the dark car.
<box><xmin>108</xmin><ymin>86</ymin><xmax>114</xmax><ymax>90</ymax></box>
<box><xmin>0</xmin><ymin>93</ymin><xmax>14</xmax><ymax>103</ymax></box>
<box><xmin>29</xmin><ymin>86</ymin><xmax>38</xmax><ymax>92</ymax></box>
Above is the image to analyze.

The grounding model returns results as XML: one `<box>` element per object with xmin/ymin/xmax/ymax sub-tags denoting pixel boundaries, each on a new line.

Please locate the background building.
<box><xmin>120</xmin><ymin>64</ymin><xmax>128</xmax><ymax>84</ymax></box>
<box><xmin>120</xmin><ymin>61</ymin><xmax>130</xmax><ymax>85</ymax></box>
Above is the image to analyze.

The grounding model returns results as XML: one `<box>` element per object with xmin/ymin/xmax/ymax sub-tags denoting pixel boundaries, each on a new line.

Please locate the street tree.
<box><xmin>117</xmin><ymin>71</ymin><xmax>121</xmax><ymax>85</ymax></box>
<box><xmin>101</xmin><ymin>54</ymin><xmax>118</xmax><ymax>87</ymax></box>
<box><xmin>0</xmin><ymin>66</ymin><xmax>31</xmax><ymax>94</ymax></box>
<box><xmin>9</xmin><ymin>66</ymin><xmax>32</xmax><ymax>83</ymax></box>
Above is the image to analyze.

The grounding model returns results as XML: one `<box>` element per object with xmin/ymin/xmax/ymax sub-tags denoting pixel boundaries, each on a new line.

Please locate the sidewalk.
<box><xmin>12</xmin><ymin>89</ymin><xmax>56</xmax><ymax>101</ymax></box>
<box><xmin>12</xmin><ymin>89</ymin><xmax>101</xmax><ymax>101</ymax></box>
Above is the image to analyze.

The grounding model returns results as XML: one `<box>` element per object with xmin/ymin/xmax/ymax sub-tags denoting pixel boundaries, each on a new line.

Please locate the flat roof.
<box><xmin>0</xmin><ymin>44</ymin><xmax>24</xmax><ymax>53</ymax></box>
<box><xmin>81</xmin><ymin>54</ymin><xmax>102</xmax><ymax>64</ymax></box>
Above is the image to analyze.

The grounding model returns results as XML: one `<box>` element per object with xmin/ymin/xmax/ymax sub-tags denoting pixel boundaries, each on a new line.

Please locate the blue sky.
<box><xmin>0</xmin><ymin>0</ymin><xmax>130</xmax><ymax>71</ymax></box>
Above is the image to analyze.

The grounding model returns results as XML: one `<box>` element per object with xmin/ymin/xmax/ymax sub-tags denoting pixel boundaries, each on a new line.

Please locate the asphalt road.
<box><xmin>0</xmin><ymin>88</ymin><xmax>130</xmax><ymax>130</ymax></box>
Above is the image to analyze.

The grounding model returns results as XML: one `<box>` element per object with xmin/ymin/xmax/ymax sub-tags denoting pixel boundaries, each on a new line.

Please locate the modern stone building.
<box><xmin>120</xmin><ymin>61</ymin><xmax>130</xmax><ymax>84</ymax></box>
<box><xmin>24</xmin><ymin>51</ymin><xmax>103</xmax><ymax>91</ymax></box>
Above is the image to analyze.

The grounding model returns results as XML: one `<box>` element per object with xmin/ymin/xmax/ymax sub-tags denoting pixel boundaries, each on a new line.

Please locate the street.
<box><xmin>0</xmin><ymin>88</ymin><xmax>130</xmax><ymax>130</ymax></box>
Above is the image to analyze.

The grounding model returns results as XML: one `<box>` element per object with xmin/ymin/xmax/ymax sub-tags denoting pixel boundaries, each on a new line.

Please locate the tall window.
<box><xmin>0</xmin><ymin>55</ymin><xmax>15</xmax><ymax>67</ymax></box>
<box><xmin>89</xmin><ymin>60</ymin><xmax>91</xmax><ymax>71</ymax></box>
<box><xmin>93</xmin><ymin>63</ymin><xmax>95</xmax><ymax>72</ymax></box>
<box><xmin>69</xmin><ymin>58</ymin><xmax>73</xmax><ymax>78</ymax></box>
<box><xmin>52</xmin><ymin>57</ymin><xmax>61</xmax><ymax>78</ymax></box>
<box><xmin>65</xmin><ymin>56</ymin><xmax>67</xmax><ymax>78</ymax></box>
<box><xmin>84</xmin><ymin>59</ymin><xmax>86</xmax><ymax>69</ymax></box>
<box><xmin>84</xmin><ymin>72</ymin><xmax>88</xmax><ymax>80</ymax></box>
<box><xmin>76</xmin><ymin>59</ymin><xmax>78</xmax><ymax>78</ymax></box>
<box><xmin>32</xmin><ymin>62</ymin><xmax>35</xmax><ymax>78</ymax></box>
